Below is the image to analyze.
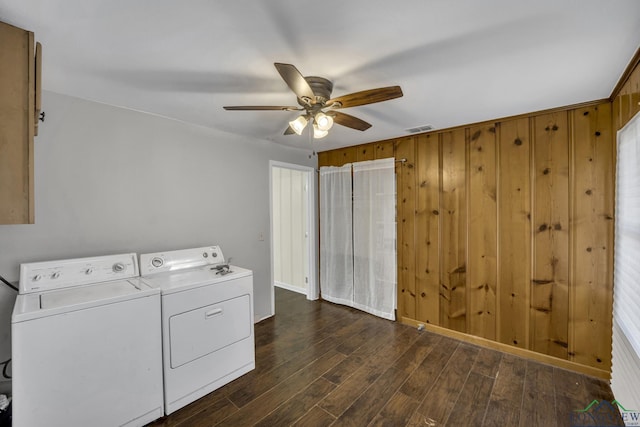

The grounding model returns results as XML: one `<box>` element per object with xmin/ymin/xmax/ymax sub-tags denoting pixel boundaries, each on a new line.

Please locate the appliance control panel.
<box><xmin>19</xmin><ymin>253</ymin><xmax>140</xmax><ymax>294</ymax></box>
<box><xmin>140</xmin><ymin>246</ymin><xmax>225</xmax><ymax>276</ymax></box>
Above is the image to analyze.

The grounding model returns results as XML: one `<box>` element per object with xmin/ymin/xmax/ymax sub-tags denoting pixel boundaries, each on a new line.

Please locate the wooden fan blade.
<box><xmin>274</xmin><ymin>63</ymin><xmax>315</xmax><ymax>101</ymax></box>
<box><xmin>284</xmin><ymin>126</ymin><xmax>296</xmax><ymax>135</ymax></box>
<box><xmin>223</xmin><ymin>105</ymin><xmax>300</xmax><ymax>111</ymax></box>
<box><xmin>327</xmin><ymin>86</ymin><xmax>403</xmax><ymax>109</ymax></box>
<box><xmin>331</xmin><ymin>111</ymin><xmax>372</xmax><ymax>131</ymax></box>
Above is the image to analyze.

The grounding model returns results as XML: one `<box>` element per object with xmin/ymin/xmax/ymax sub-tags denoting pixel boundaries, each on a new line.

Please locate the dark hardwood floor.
<box><xmin>148</xmin><ymin>288</ymin><xmax>621</xmax><ymax>427</ymax></box>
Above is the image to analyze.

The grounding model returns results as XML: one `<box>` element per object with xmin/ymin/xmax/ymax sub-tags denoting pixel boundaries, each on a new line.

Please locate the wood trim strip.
<box><xmin>400</xmin><ymin>316</ymin><xmax>609</xmax><ymax>379</ymax></box>
<box><xmin>317</xmin><ymin>99</ymin><xmax>610</xmax><ymax>154</ymax></box>
<box><xmin>27</xmin><ymin>31</ymin><xmax>35</xmax><ymax>223</ymax></box>
<box><xmin>609</xmin><ymin>46</ymin><xmax>640</xmax><ymax>101</ymax></box>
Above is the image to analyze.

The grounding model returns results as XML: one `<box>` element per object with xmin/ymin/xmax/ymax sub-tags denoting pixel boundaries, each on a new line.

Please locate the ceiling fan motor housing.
<box><xmin>303</xmin><ymin>76</ymin><xmax>333</xmax><ymax>105</ymax></box>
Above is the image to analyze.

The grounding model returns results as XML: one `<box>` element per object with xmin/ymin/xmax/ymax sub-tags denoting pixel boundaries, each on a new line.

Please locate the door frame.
<box><xmin>269</xmin><ymin>161</ymin><xmax>318</xmax><ymax>315</ymax></box>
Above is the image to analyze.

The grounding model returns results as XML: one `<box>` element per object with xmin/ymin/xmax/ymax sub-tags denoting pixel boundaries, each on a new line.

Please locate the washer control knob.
<box><xmin>212</xmin><ymin>252</ymin><xmax>218</xmax><ymax>258</ymax></box>
<box><xmin>85</xmin><ymin>268</ymin><xmax>93</xmax><ymax>275</ymax></box>
<box><xmin>203</xmin><ymin>252</ymin><xmax>208</xmax><ymax>258</ymax></box>
<box><xmin>51</xmin><ymin>272</ymin><xmax>61</xmax><ymax>279</ymax></box>
<box><xmin>113</xmin><ymin>262</ymin><xmax>126</xmax><ymax>272</ymax></box>
<box><xmin>151</xmin><ymin>257</ymin><xmax>163</xmax><ymax>268</ymax></box>
<box><xmin>33</xmin><ymin>274</ymin><xmax>42</xmax><ymax>281</ymax></box>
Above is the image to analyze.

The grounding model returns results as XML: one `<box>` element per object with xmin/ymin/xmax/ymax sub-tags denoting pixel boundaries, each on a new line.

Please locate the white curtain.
<box><xmin>611</xmin><ymin>112</ymin><xmax>640</xmax><ymax>410</ymax></box>
<box><xmin>319</xmin><ymin>159</ymin><xmax>397</xmax><ymax>320</ymax></box>
<box><xmin>319</xmin><ymin>164</ymin><xmax>354</xmax><ymax>306</ymax></box>
<box><xmin>353</xmin><ymin>158</ymin><xmax>397</xmax><ymax>320</ymax></box>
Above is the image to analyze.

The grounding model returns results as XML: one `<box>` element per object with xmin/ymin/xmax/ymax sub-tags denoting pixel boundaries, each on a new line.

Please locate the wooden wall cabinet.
<box><xmin>0</xmin><ymin>21</ymin><xmax>39</xmax><ymax>224</ymax></box>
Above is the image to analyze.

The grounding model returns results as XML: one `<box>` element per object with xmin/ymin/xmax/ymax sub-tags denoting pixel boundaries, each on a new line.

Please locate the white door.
<box><xmin>269</xmin><ymin>162</ymin><xmax>317</xmax><ymax>310</ymax></box>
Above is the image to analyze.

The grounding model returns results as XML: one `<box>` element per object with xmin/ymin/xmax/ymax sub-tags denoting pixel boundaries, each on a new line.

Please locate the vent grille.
<box><xmin>406</xmin><ymin>124</ymin><xmax>434</xmax><ymax>134</ymax></box>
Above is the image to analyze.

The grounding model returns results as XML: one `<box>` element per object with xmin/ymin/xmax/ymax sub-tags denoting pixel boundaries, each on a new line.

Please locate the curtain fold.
<box><xmin>319</xmin><ymin>159</ymin><xmax>397</xmax><ymax>321</ymax></box>
<box><xmin>352</xmin><ymin>158</ymin><xmax>396</xmax><ymax>320</ymax></box>
<box><xmin>319</xmin><ymin>164</ymin><xmax>354</xmax><ymax>306</ymax></box>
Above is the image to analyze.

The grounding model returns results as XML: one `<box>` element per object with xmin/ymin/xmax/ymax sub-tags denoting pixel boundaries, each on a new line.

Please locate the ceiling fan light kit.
<box><xmin>289</xmin><ymin>115</ymin><xmax>308</xmax><ymax>135</ymax></box>
<box><xmin>313</xmin><ymin>123</ymin><xmax>328</xmax><ymax>139</ymax></box>
<box><xmin>314</xmin><ymin>112</ymin><xmax>333</xmax><ymax>131</ymax></box>
<box><xmin>223</xmin><ymin>63</ymin><xmax>403</xmax><ymax>141</ymax></box>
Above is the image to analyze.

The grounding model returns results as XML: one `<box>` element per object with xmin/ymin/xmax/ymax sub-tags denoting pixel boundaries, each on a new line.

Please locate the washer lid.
<box><xmin>41</xmin><ymin>279</ymin><xmax>146</xmax><ymax>309</ymax></box>
<box><xmin>12</xmin><ymin>278</ymin><xmax>159</xmax><ymax>323</ymax></box>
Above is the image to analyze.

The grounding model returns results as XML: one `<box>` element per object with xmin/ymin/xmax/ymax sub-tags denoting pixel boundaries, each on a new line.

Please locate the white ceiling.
<box><xmin>2</xmin><ymin>1</ymin><xmax>640</xmax><ymax>151</ymax></box>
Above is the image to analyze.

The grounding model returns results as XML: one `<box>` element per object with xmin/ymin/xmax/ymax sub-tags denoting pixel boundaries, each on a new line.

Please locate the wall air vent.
<box><xmin>405</xmin><ymin>124</ymin><xmax>434</xmax><ymax>134</ymax></box>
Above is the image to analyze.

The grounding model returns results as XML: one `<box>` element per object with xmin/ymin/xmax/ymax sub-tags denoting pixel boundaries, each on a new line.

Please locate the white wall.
<box><xmin>0</xmin><ymin>91</ymin><xmax>315</xmax><ymax>390</ymax></box>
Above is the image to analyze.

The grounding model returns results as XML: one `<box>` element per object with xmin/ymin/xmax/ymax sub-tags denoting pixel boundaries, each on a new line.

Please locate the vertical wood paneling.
<box><xmin>497</xmin><ymin>118</ymin><xmax>531</xmax><ymax>349</ymax></box>
<box><xmin>317</xmin><ymin>99</ymin><xmax>615</xmax><ymax>372</ymax></box>
<box><xmin>375</xmin><ymin>141</ymin><xmax>395</xmax><ymax>159</ymax></box>
<box><xmin>415</xmin><ymin>134</ymin><xmax>440</xmax><ymax>325</ymax></box>
<box><xmin>631</xmin><ymin>67</ymin><xmax>640</xmax><ymax>119</ymax></box>
<box><xmin>614</xmin><ymin>58</ymin><xmax>640</xmax><ymax>129</ymax></box>
<box><xmin>356</xmin><ymin>144</ymin><xmax>375</xmax><ymax>162</ymax></box>
<box><xmin>317</xmin><ymin>151</ymin><xmax>331</xmax><ymax>168</ymax></box>
<box><xmin>324</xmin><ymin>147</ymin><xmax>357</xmax><ymax>167</ymax></box>
<box><xmin>531</xmin><ymin>112</ymin><xmax>570</xmax><ymax>359</ymax></box>
<box><xmin>440</xmin><ymin>129</ymin><xmax>467</xmax><ymax>332</ymax></box>
<box><xmin>570</xmin><ymin>104</ymin><xmax>614</xmax><ymax>370</ymax></box>
<box><xmin>467</xmin><ymin>124</ymin><xmax>497</xmax><ymax>340</ymax></box>
<box><xmin>396</xmin><ymin>138</ymin><xmax>417</xmax><ymax>319</ymax></box>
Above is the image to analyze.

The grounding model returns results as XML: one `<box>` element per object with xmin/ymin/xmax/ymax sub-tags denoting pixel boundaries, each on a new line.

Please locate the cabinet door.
<box><xmin>0</xmin><ymin>21</ymin><xmax>35</xmax><ymax>224</ymax></box>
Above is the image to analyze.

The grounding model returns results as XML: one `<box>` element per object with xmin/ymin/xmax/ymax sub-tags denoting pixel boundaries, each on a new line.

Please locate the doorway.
<box><xmin>269</xmin><ymin>161</ymin><xmax>317</xmax><ymax>314</ymax></box>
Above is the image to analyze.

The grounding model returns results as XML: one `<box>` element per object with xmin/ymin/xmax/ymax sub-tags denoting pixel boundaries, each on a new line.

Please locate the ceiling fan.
<box><xmin>223</xmin><ymin>63</ymin><xmax>403</xmax><ymax>138</ymax></box>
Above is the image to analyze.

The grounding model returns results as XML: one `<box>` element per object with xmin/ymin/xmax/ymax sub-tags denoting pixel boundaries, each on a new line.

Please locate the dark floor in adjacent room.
<box><xmin>148</xmin><ymin>287</ymin><xmax>621</xmax><ymax>426</ymax></box>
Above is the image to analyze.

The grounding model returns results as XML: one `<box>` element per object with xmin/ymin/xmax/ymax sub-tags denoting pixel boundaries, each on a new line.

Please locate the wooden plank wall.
<box><xmin>612</xmin><ymin>50</ymin><xmax>640</xmax><ymax>130</ymax></box>
<box><xmin>317</xmin><ymin>100</ymin><xmax>615</xmax><ymax>373</ymax></box>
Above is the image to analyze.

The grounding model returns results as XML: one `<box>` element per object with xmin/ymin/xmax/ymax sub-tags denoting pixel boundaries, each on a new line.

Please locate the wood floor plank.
<box><xmin>553</xmin><ymin>367</ymin><xmax>624</xmax><ymax>426</ymax></box>
<box><xmin>446</xmin><ymin>371</ymin><xmax>494</xmax><ymax>426</ymax></box>
<box><xmin>292</xmin><ymin>406</ymin><xmax>336</xmax><ymax>427</ymax></box>
<box><xmin>400</xmin><ymin>335</ymin><xmax>459</xmax><ymax>399</ymax></box>
<box><xmin>331</xmin><ymin>333</ymin><xmax>442</xmax><ymax>426</ymax></box>
<box><xmin>472</xmin><ymin>347</ymin><xmax>503</xmax><ymax>378</ymax></box>
<box><xmin>318</xmin><ymin>326</ymin><xmax>420</xmax><ymax>417</ymax></box>
<box><xmin>368</xmin><ymin>391</ymin><xmax>420</xmax><ymax>427</ymax></box>
<box><xmin>226</xmin><ymin>316</ymin><xmax>373</xmax><ymax>407</ymax></box>
<box><xmin>414</xmin><ymin>344</ymin><xmax>480</xmax><ymax>424</ymax></box>
<box><xmin>215</xmin><ymin>350</ymin><xmax>346</xmax><ymax>427</ymax></box>
<box><xmin>519</xmin><ymin>362</ymin><xmax>557</xmax><ymax>427</ymax></box>
<box><xmin>323</xmin><ymin>321</ymin><xmax>398</xmax><ymax>385</ymax></box>
<box><xmin>482</xmin><ymin>354</ymin><xmax>527</xmax><ymax>426</ymax></box>
<box><xmin>254</xmin><ymin>377</ymin><xmax>336</xmax><ymax>427</ymax></box>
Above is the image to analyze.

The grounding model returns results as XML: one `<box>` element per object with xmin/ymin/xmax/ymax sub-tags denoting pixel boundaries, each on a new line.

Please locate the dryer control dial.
<box><xmin>151</xmin><ymin>257</ymin><xmax>164</xmax><ymax>268</ymax></box>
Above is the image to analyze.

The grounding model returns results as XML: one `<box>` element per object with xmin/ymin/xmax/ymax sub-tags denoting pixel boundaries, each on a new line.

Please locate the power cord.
<box><xmin>0</xmin><ymin>360</ymin><xmax>9</xmax><ymax>380</ymax></box>
<box><xmin>0</xmin><ymin>274</ymin><xmax>17</xmax><ymax>380</ymax></box>
<box><xmin>0</xmin><ymin>275</ymin><xmax>17</xmax><ymax>292</ymax></box>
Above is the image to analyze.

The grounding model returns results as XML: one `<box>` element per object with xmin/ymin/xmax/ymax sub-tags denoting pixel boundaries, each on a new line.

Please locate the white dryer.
<box><xmin>139</xmin><ymin>246</ymin><xmax>255</xmax><ymax>415</ymax></box>
<box><xmin>11</xmin><ymin>253</ymin><xmax>164</xmax><ymax>427</ymax></box>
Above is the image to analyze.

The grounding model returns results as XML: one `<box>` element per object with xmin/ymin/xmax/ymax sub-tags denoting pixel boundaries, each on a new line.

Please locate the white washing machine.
<box><xmin>11</xmin><ymin>253</ymin><xmax>164</xmax><ymax>427</ymax></box>
<box><xmin>139</xmin><ymin>246</ymin><xmax>255</xmax><ymax>415</ymax></box>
